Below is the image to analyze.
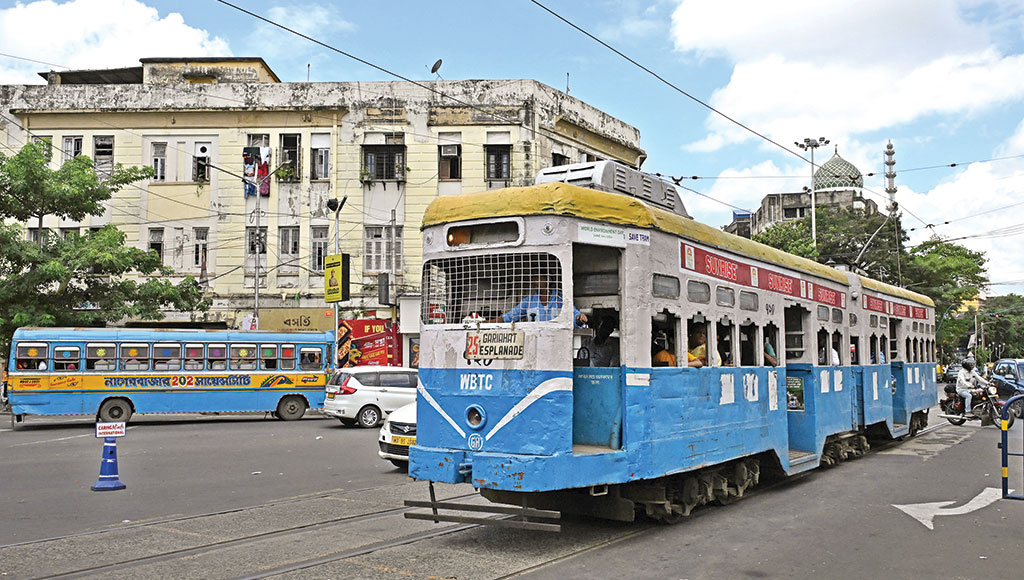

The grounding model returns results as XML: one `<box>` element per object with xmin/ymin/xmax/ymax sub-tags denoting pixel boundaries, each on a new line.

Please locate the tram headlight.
<box><xmin>466</xmin><ymin>405</ymin><xmax>486</xmax><ymax>429</ymax></box>
<box><xmin>447</xmin><ymin>227</ymin><xmax>471</xmax><ymax>246</ymax></box>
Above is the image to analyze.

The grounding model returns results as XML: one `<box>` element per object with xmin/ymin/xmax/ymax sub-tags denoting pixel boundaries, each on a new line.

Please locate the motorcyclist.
<box><xmin>956</xmin><ymin>357</ymin><xmax>989</xmax><ymax>416</ymax></box>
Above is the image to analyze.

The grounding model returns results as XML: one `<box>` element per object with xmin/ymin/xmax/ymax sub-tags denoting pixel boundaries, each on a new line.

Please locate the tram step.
<box><xmin>572</xmin><ymin>443</ymin><xmax>619</xmax><ymax>456</ymax></box>
<box><xmin>789</xmin><ymin>449</ymin><xmax>817</xmax><ymax>465</ymax></box>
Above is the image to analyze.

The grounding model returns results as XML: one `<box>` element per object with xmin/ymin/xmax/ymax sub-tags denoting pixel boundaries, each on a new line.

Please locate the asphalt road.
<box><xmin>1</xmin><ymin>410</ymin><xmax>1023</xmax><ymax>579</ymax></box>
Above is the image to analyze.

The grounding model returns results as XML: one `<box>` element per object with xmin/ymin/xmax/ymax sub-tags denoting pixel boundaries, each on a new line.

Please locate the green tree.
<box><xmin>0</xmin><ymin>141</ymin><xmax>209</xmax><ymax>358</ymax></box>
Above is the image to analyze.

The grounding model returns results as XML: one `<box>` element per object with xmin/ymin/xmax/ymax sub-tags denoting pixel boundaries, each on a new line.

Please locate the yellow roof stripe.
<box><xmin>423</xmin><ymin>182</ymin><xmax>850</xmax><ymax>284</ymax></box>
<box><xmin>858</xmin><ymin>275</ymin><xmax>934</xmax><ymax>307</ymax></box>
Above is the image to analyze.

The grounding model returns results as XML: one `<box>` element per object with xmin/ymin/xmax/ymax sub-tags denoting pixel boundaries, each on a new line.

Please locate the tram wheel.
<box><xmin>357</xmin><ymin>405</ymin><xmax>382</xmax><ymax>428</ymax></box>
<box><xmin>276</xmin><ymin>396</ymin><xmax>306</xmax><ymax>421</ymax></box>
<box><xmin>97</xmin><ymin>398</ymin><xmax>133</xmax><ymax>423</ymax></box>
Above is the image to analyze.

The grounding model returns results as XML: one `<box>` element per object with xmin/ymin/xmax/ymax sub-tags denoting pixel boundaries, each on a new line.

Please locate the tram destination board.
<box><xmin>466</xmin><ymin>330</ymin><xmax>525</xmax><ymax>360</ymax></box>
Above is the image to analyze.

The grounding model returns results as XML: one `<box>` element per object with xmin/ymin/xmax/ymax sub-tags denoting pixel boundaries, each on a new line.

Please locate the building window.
<box><xmin>311</xmin><ymin>133</ymin><xmax>330</xmax><ymax>180</ymax></box>
<box><xmin>192</xmin><ymin>143</ymin><xmax>210</xmax><ymax>182</ymax></box>
<box><xmin>364</xmin><ymin>225</ymin><xmax>402</xmax><ymax>273</ymax></box>
<box><xmin>312</xmin><ymin>226</ymin><xmax>329</xmax><ymax>272</ymax></box>
<box><xmin>152</xmin><ymin>142</ymin><xmax>167</xmax><ymax>181</ymax></box>
<box><xmin>248</xmin><ymin>134</ymin><xmax>269</xmax><ymax>147</ymax></box>
<box><xmin>247</xmin><ymin>227</ymin><xmax>267</xmax><ymax>256</ymax></box>
<box><xmin>62</xmin><ymin>136</ymin><xmax>83</xmax><ymax>164</ymax></box>
<box><xmin>362</xmin><ymin>145</ymin><xmax>406</xmax><ymax>181</ymax></box>
<box><xmin>26</xmin><ymin>228</ymin><xmax>45</xmax><ymax>244</ymax></box>
<box><xmin>486</xmin><ymin>145</ymin><xmax>511</xmax><ymax>180</ymax></box>
<box><xmin>193</xmin><ymin>227</ymin><xmax>208</xmax><ymax>268</ymax></box>
<box><xmin>552</xmin><ymin>153</ymin><xmax>571</xmax><ymax>166</ymax></box>
<box><xmin>60</xmin><ymin>228</ymin><xmax>79</xmax><ymax>239</ymax></box>
<box><xmin>280</xmin><ymin>134</ymin><xmax>300</xmax><ymax>180</ymax></box>
<box><xmin>439</xmin><ymin>144</ymin><xmax>461</xmax><ymax>180</ymax></box>
<box><xmin>148</xmin><ymin>228</ymin><xmax>164</xmax><ymax>261</ymax></box>
<box><xmin>279</xmin><ymin>226</ymin><xmax>300</xmax><ymax>272</ymax></box>
<box><xmin>93</xmin><ymin>136</ymin><xmax>114</xmax><ymax>181</ymax></box>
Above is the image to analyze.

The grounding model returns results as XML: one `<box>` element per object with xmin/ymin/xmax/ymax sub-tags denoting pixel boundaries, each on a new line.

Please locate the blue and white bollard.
<box><xmin>91</xmin><ymin>436</ymin><xmax>126</xmax><ymax>491</ymax></box>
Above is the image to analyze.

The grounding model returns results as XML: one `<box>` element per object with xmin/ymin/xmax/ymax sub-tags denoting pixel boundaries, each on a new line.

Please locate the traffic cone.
<box><xmin>91</xmin><ymin>436</ymin><xmax>126</xmax><ymax>491</ymax></box>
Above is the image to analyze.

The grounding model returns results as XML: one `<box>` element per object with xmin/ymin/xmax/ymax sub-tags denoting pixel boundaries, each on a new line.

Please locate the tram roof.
<box><xmin>423</xmin><ymin>182</ymin><xmax>933</xmax><ymax>307</ymax></box>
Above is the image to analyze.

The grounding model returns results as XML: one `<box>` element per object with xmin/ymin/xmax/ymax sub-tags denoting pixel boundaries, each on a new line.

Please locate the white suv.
<box><xmin>321</xmin><ymin>367</ymin><xmax>418</xmax><ymax>428</ymax></box>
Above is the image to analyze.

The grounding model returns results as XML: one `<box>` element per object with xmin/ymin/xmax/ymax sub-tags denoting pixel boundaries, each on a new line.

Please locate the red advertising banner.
<box><xmin>681</xmin><ymin>242</ymin><xmax>846</xmax><ymax>309</ymax></box>
<box><xmin>862</xmin><ymin>294</ymin><xmax>928</xmax><ymax>319</ymax></box>
<box><xmin>337</xmin><ymin>319</ymin><xmax>401</xmax><ymax>367</ymax></box>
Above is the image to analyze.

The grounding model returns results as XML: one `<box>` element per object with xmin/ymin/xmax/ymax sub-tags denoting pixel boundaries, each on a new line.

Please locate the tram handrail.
<box><xmin>1000</xmin><ymin>394</ymin><xmax>1024</xmax><ymax>500</ymax></box>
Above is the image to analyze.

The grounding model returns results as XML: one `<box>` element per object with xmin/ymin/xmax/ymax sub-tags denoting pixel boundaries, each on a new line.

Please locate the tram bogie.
<box><xmin>408</xmin><ymin>161</ymin><xmax>938</xmax><ymax>527</ymax></box>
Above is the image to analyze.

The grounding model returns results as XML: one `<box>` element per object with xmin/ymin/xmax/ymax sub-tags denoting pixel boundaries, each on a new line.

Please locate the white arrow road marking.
<box><xmin>893</xmin><ymin>487</ymin><xmax>1007</xmax><ymax>530</ymax></box>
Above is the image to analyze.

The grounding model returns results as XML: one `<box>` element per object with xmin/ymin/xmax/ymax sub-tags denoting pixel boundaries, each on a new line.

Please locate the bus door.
<box><xmin>571</xmin><ymin>243</ymin><xmax>623</xmax><ymax>451</ymax></box>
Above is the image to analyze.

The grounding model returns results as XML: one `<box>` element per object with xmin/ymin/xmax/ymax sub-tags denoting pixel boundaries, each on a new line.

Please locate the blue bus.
<box><xmin>2</xmin><ymin>327</ymin><xmax>334</xmax><ymax>424</ymax></box>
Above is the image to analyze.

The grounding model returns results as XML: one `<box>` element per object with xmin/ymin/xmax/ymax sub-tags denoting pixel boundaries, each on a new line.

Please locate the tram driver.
<box><xmin>489</xmin><ymin>273</ymin><xmax>588</xmax><ymax>327</ymax></box>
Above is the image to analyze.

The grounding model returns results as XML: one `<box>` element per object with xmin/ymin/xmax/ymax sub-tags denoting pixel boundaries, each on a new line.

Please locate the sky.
<box><xmin>1</xmin><ymin>0</ymin><xmax>1023</xmax><ymax>295</ymax></box>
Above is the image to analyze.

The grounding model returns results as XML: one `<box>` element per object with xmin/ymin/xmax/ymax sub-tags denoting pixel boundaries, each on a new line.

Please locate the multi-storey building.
<box><xmin>1</xmin><ymin>58</ymin><xmax>645</xmax><ymax>351</ymax></box>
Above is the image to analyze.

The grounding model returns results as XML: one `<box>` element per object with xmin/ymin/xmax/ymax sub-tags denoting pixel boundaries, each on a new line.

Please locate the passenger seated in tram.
<box><xmin>688</xmin><ymin>328</ymin><xmax>721</xmax><ymax>367</ymax></box>
<box><xmin>489</xmin><ymin>273</ymin><xmax>588</xmax><ymax>327</ymax></box>
<box><xmin>588</xmin><ymin>315</ymin><xmax>620</xmax><ymax>367</ymax></box>
<box><xmin>652</xmin><ymin>332</ymin><xmax>676</xmax><ymax>367</ymax></box>
<box><xmin>764</xmin><ymin>337</ymin><xmax>779</xmax><ymax>366</ymax></box>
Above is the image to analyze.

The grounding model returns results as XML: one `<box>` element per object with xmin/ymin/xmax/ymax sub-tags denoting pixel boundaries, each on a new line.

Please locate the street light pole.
<box><xmin>326</xmin><ymin>195</ymin><xmax>348</xmax><ymax>348</ymax></box>
<box><xmin>794</xmin><ymin>137</ymin><xmax>829</xmax><ymax>248</ymax></box>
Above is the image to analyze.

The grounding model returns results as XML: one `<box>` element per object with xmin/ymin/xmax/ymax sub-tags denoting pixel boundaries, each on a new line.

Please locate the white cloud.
<box><xmin>0</xmin><ymin>0</ymin><xmax>231</xmax><ymax>84</ymax></box>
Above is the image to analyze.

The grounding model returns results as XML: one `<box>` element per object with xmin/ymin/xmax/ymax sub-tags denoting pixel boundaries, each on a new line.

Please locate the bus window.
<box><xmin>280</xmin><ymin>344</ymin><xmax>297</xmax><ymax>370</ymax></box>
<box><xmin>717</xmin><ymin>318</ymin><xmax>735</xmax><ymax>366</ymax></box>
<box><xmin>764</xmin><ymin>323</ymin><xmax>779</xmax><ymax>366</ymax></box>
<box><xmin>208</xmin><ymin>344</ymin><xmax>227</xmax><ymax>370</ymax></box>
<box><xmin>120</xmin><ymin>344</ymin><xmax>150</xmax><ymax>371</ymax></box>
<box><xmin>153</xmin><ymin>343</ymin><xmax>182</xmax><ymax>371</ymax></box>
<box><xmin>230</xmin><ymin>345</ymin><xmax>258</xmax><ymax>370</ymax></box>
<box><xmin>15</xmin><ymin>343</ymin><xmax>48</xmax><ymax>370</ymax></box>
<box><xmin>86</xmin><ymin>344</ymin><xmax>116</xmax><ymax>371</ymax></box>
<box><xmin>260</xmin><ymin>345</ymin><xmax>279</xmax><ymax>370</ymax></box>
<box><xmin>184</xmin><ymin>344</ymin><xmax>204</xmax><ymax>370</ymax></box>
<box><xmin>299</xmin><ymin>348</ymin><xmax>323</xmax><ymax>370</ymax></box>
<box><xmin>739</xmin><ymin>322</ymin><xmax>756</xmax><ymax>367</ymax></box>
<box><xmin>53</xmin><ymin>347</ymin><xmax>80</xmax><ymax>371</ymax></box>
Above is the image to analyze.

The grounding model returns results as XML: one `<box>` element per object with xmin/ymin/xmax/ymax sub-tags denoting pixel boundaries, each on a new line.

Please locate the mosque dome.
<box><xmin>813</xmin><ymin>148</ymin><xmax>863</xmax><ymax>190</ymax></box>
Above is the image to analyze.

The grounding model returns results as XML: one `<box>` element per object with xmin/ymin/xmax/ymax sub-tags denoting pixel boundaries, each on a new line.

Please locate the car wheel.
<box><xmin>390</xmin><ymin>459</ymin><xmax>409</xmax><ymax>470</ymax></box>
<box><xmin>276</xmin><ymin>396</ymin><xmax>306</xmax><ymax>421</ymax></box>
<box><xmin>357</xmin><ymin>405</ymin><xmax>381</xmax><ymax>428</ymax></box>
<box><xmin>1011</xmin><ymin>399</ymin><xmax>1024</xmax><ymax>419</ymax></box>
<box><xmin>338</xmin><ymin>418</ymin><xmax>357</xmax><ymax>427</ymax></box>
<box><xmin>98</xmin><ymin>398</ymin><xmax>133</xmax><ymax>423</ymax></box>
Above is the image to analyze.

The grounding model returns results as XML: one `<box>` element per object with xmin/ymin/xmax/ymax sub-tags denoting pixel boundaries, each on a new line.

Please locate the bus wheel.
<box><xmin>98</xmin><ymin>398</ymin><xmax>133</xmax><ymax>423</ymax></box>
<box><xmin>276</xmin><ymin>396</ymin><xmax>306</xmax><ymax>421</ymax></box>
<box><xmin>357</xmin><ymin>405</ymin><xmax>381</xmax><ymax>428</ymax></box>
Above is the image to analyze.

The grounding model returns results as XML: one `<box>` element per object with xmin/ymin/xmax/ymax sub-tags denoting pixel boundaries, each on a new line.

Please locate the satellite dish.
<box><xmin>430</xmin><ymin>59</ymin><xmax>443</xmax><ymax>74</ymax></box>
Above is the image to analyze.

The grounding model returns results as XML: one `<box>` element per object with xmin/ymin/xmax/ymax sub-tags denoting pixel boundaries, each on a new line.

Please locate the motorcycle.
<box><xmin>939</xmin><ymin>384</ymin><xmax>1015</xmax><ymax>428</ymax></box>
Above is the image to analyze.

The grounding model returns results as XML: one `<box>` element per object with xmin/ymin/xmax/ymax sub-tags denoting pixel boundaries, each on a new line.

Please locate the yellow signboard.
<box><xmin>324</xmin><ymin>253</ymin><xmax>350</xmax><ymax>303</ymax></box>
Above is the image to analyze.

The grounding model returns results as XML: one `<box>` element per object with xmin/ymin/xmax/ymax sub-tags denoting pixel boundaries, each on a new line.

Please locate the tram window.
<box><xmin>880</xmin><ymin>334</ymin><xmax>889</xmax><ymax>363</ymax></box>
<box><xmin>905</xmin><ymin>337</ymin><xmax>912</xmax><ymax>363</ymax></box>
<box><xmin>280</xmin><ymin>345</ymin><xmax>297</xmax><ymax>370</ymax></box>
<box><xmin>816</xmin><ymin>329</ymin><xmax>830</xmax><ymax>365</ymax></box>
<box><xmin>869</xmin><ymin>315</ymin><xmax>877</xmax><ymax>328</ymax></box>
<box><xmin>184</xmin><ymin>344</ymin><xmax>204</xmax><ymax>370</ymax></box>
<box><xmin>869</xmin><ymin>335</ymin><xmax>879</xmax><ymax>364</ymax></box>
<box><xmin>208</xmin><ymin>344</ymin><xmax>227</xmax><ymax>370</ymax></box>
<box><xmin>445</xmin><ymin>221</ymin><xmax>520</xmax><ymax>247</ymax></box>
<box><xmin>851</xmin><ymin>336</ymin><xmax>861</xmax><ymax>365</ymax></box>
<box><xmin>299</xmin><ymin>347</ymin><xmax>323</xmax><ymax>370</ymax></box>
<box><xmin>831</xmin><ymin>331</ymin><xmax>843</xmax><ymax>366</ymax></box>
<box><xmin>716</xmin><ymin>286</ymin><xmax>735</xmax><ymax>307</ymax></box>
<box><xmin>260</xmin><ymin>345</ymin><xmax>279</xmax><ymax>370</ymax></box>
<box><xmin>913</xmin><ymin>322</ymin><xmax>919</xmax><ymax>332</ymax></box>
<box><xmin>230</xmin><ymin>345</ymin><xmax>258</xmax><ymax>370</ymax></box>
<box><xmin>652</xmin><ymin>311</ymin><xmax>677</xmax><ymax>367</ymax></box>
<box><xmin>764</xmin><ymin>323</ymin><xmax>780</xmax><ymax>366</ymax></box>
<box><xmin>86</xmin><ymin>343</ymin><xmax>116</xmax><ymax>371</ymax></box>
<box><xmin>15</xmin><ymin>343</ymin><xmax>48</xmax><ymax>370</ymax></box>
<box><xmin>849</xmin><ymin>313</ymin><xmax>858</xmax><ymax>326</ymax></box>
<box><xmin>652</xmin><ymin>274</ymin><xmax>680</xmax><ymax>299</ymax></box>
<box><xmin>739</xmin><ymin>291</ymin><xmax>758</xmax><ymax>311</ymax></box>
<box><xmin>888</xmin><ymin>319</ymin><xmax>899</xmax><ymax>361</ymax></box>
<box><xmin>717</xmin><ymin>319</ymin><xmax>735</xmax><ymax>366</ymax></box>
<box><xmin>817</xmin><ymin>306</ymin><xmax>829</xmax><ymax>321</ymax></box>
<box><xmin>686</xmin><ymin>280</ymin><xmax>710</xmax><ymax>303</ymax></box>
<box><xmin>739</xmin><ymin>323</ymin><xmax>757</xmax><ymax>367</ymax></box>
<box><xmin>120</xmin><ymin>344</ymin><xmax>150</xmax><ymax>371</ymax></box>
<box><xmin>53</xmin><ymin>347</ymin><xmax>80</xmax><ymax>371</ymax></box>
<box><xmin>879</xmin><ymin>317</ymin><xmax>887</xmax><ymax>329</ymax></box>
<box><xmin>832</xmin><ymin>308</ymin><xmax>842</xmax><ymax>324</ymax></box>
<box><xmin>686</xmin><ymin>317</ymin><xmax>715</xmax><ymax>367</ymax></box>
<box><xmin>152</xmin><ymin>343</ymin><xmax>182</xmax><ymax>371</ymax></box>
<box><xmin>784</xmin><ymin>305</ymin><xmax>806</xmax><ymax>361</ymax></box>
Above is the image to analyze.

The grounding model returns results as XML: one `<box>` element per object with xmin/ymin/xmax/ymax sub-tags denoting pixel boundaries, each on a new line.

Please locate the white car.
<box><xmin>379</xmin><ymin>401</ymin><xmax>416</xmax><ymax>468</ymax></box>
<box><xmin>321</xmin><ymin>367</ymin><xmax>418</xmax><ymax>428</ymax></box>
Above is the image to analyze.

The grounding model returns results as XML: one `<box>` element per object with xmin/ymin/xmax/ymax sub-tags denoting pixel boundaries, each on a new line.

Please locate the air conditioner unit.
<box><xmin>440</xmin><ymin>145</ymin><xmax>459</xmax><ymax>157</ymax></box>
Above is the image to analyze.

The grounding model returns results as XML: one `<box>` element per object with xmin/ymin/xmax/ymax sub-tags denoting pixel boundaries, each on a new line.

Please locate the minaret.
<box><xmin>884</xmin><ymin>140</ymin><xmax>897</xmax><ymax>211</ymax></box>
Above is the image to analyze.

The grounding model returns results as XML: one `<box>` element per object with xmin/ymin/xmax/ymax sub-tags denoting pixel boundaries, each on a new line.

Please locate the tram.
<box><xmin>408</xmin><ymin>161</ymin><xmax>937</xmax><ymax>524</ymax></box>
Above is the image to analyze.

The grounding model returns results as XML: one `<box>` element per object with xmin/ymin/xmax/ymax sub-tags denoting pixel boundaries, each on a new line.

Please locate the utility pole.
<box><xmin>795</xmin><ymin>137</ymin><xmax>829</xmax><ymax>248</ymax></box>
<box><xmin>248</xmin><ymin>162</ymin><xmax>289</xmax><ymax>329</ymax></box>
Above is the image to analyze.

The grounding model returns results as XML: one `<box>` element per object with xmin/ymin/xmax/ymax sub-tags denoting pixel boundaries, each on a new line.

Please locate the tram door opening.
<box><xmin>571</xmin><ymin>244</ymin><xmax>622</xmax><ymax>450</ymax></box>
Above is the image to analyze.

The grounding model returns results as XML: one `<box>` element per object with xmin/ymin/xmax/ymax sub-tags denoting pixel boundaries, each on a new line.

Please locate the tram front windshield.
<box><xmin>421</xmin><ymin>253</ymin><xmax>564</xmax><ymax>324</ymax></box>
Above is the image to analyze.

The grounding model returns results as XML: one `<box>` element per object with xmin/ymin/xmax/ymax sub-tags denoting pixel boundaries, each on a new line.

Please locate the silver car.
<box><xmin>321</xmin><ymin>367</ymin><xmax>418</xmax><ymax>428</ymax></box>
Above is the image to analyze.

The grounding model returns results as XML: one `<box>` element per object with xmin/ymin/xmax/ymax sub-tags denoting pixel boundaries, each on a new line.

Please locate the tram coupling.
<box><xmin>404</xmin><ymin>482</ymin><xmax>562</xmax><ymax>532</ymax></box>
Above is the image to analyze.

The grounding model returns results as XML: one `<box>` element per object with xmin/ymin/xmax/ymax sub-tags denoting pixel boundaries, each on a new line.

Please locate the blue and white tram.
<box><xmin>409</xmin><ymin>162</ymin><xmax>937</xmax><ymax>522</ymax></box>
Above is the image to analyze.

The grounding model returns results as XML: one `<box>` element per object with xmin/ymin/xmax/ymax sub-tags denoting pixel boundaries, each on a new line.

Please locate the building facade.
<box><xmin>0</xmin><ymin>58</ymin><xmax>645</xmax><ymax>343</ymax></box>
